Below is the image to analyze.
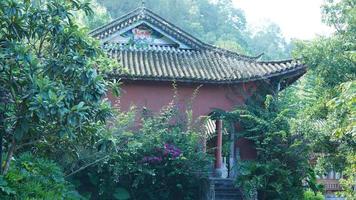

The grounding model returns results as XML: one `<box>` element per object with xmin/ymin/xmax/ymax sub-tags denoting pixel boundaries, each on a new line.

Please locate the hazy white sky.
<box><xmin>233</xmin><ymin>0</ymin><xmax>333</xmax><ymax>40</ymax></box>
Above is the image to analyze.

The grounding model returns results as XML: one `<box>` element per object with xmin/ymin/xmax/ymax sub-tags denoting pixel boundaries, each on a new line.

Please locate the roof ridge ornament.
<box><xmin>140</xmin><ymin>0</ymin><xmax>146</xmax><ymax>9</ymax></box>
<box><xmin>139</xmin><ymin>0</ymin><xmax>146</xmax><ymax>17</ymax></box>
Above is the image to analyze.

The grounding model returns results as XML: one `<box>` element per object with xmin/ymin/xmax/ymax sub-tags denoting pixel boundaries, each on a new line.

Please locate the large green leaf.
<box><xmin>113</xmin><ymin>187</ymin><xmax>130</xmax><ymax>200</ymax></box>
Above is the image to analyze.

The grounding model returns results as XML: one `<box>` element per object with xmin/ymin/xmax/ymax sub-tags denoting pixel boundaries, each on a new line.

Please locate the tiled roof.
<box><xmin>91</xmin><ymin>7</ymin><xmax>306</xmax><ymax>84</ymax></box>
<box><xmin>106</xmin><ymin>45</ymin><xmax>305</xmax><ymax>83</ymax></box>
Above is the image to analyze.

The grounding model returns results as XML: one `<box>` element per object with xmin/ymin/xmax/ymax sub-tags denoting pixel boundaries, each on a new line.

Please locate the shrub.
<box><xmin>226</xmin><ymin>96</ymin><xmax>318</xmax><ymax>199</ymax></box>
<box><xmin>74</xmin><ymin>106</ymin><xmax>211</xmax><ymax>200</ymax></box>
<box><xmin>304</xmin><ymin>190</ymin><xmax>324</xmax><ymax>200</ymax></box>
<box><xmin>0</xmin><ymin>153</ymin><xmax>83</xmax><ymax>200</ymax></box>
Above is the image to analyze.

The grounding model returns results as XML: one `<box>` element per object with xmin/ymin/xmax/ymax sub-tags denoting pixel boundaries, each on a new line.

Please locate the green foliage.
<box><xmin>327</xmin><ymin>81</ymin><xmax>356</xmax><ymax>142</ymax></box>
<box><xmin>293</xmin><ymin>0</ymin><xmax>355</xmax><ymax>89</ymax></box>
<box><xmin>74</xmin><ymin>106</ymin><xmax>210</xmax><ymax>200</ymax></box>
<box><xmin>247</xmin><ymin>22</ymin><xmax>293</xmax><ymax>61</ymax></box>
<box><xmin>303</xmin><ymin>190</ymin><xmax>324</xmax><ymax>200</ymax></box>
<box><xmin>113</xmin><ymin>187</ymin><xmax>130</xmax><ymax>200</ymax></box>
<box><xmin>226</xmin><ymin>96</ymin><xmax>317</xmax><ymax>200</ymax></box>
<box><xmin>294</xmin><ymin>36</ymin><xmax>355</xmax><ymax>89</ymax></box>
<box><xmin>0</xmin><ymin>153</ymin><xmax>83</xmax><ymax>200</ymax></box>
<box><xmin>285</xmin><ymin>0</ymin><xmax>356</xmax><ymax>197</ymax></box>
<box><xmin>0</xmin><ymin>0</ymin><xmax>114</xmax><ymax>173</ymax></box>
<box><xmin>337</xmin><ymin>153</ymin><xmax>356</xmax><ymax>199</ymax></box>
<box><xmin>75</xmin><ymin>0</ymin><xmax>112</xmax><ymax>30</ymax></box>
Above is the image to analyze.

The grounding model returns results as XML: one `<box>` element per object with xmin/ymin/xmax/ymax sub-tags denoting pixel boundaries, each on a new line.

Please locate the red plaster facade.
<box><xmin>108</xmin><ymin>81</ymin><xmax>257</xmax><ymax>117</ymax></box>
<box><xmin>107</xmin><ymin>80</ymin><xmax>258</xmax><ymax>160</ymax></box>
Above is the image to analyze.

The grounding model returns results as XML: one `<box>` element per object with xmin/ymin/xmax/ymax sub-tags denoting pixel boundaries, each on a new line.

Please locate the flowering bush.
<box><xmin>73</xmin><ymin>106</ymin><xmax>211</xmax><ymax>200</ymax></box>
<box><xmin>142</xmin><ymin>143</ymin><xmax>182</xmax><ymax>164</ymax></box>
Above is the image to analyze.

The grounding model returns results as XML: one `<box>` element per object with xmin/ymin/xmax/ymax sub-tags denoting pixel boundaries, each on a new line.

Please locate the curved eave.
<box><xmin>278</xmin><ymin>68</ymin><xmax>307</xmax><ymax>90</ymax></box>
<box><xmin>107</xmin><ymin>64</ymin><xmax>307</xmax><ymax>85</ymax></box>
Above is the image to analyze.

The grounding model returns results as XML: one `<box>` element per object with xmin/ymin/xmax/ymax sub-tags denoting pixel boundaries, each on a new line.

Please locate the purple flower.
<box><xmin>141</xmin><ymin>143</ymin><xmax>182</xmax><ymax>165</ymax></box>
<box><xmin>142</xmin><ymin>156</ymin><xmax>162</xmax><ymax>164</ymax></box>
<box><xmin>163</xmin><ymin>143</ymin><xmax>182</xmax><ymax>159</ymax></box>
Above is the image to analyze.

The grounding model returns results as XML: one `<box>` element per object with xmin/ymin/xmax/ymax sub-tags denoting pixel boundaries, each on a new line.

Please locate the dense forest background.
<box><xmin>86</xmin><ymin>0</ymin><xmax>293</xmax><ymax>61</ymax></box>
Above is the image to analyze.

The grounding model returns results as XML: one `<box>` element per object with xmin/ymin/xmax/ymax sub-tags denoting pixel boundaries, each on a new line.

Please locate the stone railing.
<box><xmin>318</xmin><ymin>179</ymin><xmax>342</xmax><ymax>191</ymax></box>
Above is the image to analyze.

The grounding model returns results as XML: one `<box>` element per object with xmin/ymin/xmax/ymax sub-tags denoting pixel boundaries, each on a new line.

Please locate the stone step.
<box><xmin>215</xmin><ymin>192</ymin><xmax>242</xmax><ymax>196</ymax></box>
<box><xmin>215</xmin><ymin>184</ymin><xmax>237</xmax><ymax>189</ymax></box>
<box><xmin>211</xmin><ymin>178</ymin><xmax>243</xmax><ymax>200</ymax></box>
<box><xmin>214</xmin><ymin>181</ymin><xmax>235</xmax><ymax>186</ymax></box>
<box><xmin>215</xmin><ymin>194</ymin><xmax>243</xmax><ymax>200</ymax></box>
<box><xmin>215</xmin><ymin>193</ymin><xmax>243</xmax><ymax>200</ymax></box>
<box><xmin>214</xmin><ymin>183</ymin><xmax>238</xmax><ymax>189</ymax></box>
<box><xmin>215</xmin><ymin>188</ymin><xmax>240</xmax><ymax>192</ymax></box>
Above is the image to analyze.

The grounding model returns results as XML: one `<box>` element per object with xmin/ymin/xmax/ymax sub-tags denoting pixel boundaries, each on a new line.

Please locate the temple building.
<box><xmin>90</xmin><ymin>7</ymin><xmax>306</xmax><ymax>199</ymax></box>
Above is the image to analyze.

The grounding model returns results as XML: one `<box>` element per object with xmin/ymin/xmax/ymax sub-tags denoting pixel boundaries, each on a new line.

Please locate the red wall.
<box><xmin>107</xmin><ymin>80</ymin><xmax>258</xmax><ymax>160</ymax></box>
<box><xmin>235</xmin><ymin>138</ymin><xmax>257</xmax><ymax>160</ymax></box>
<box><xmin>108</xmin><ymin>81</ymin><xmax>257</xmax><ymax>118</ymax></box>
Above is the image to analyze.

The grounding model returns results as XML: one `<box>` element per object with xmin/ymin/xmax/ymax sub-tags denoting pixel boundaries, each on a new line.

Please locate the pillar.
<box><xmin>214</xmin><ymin>119</ymin><xmax>223</xmax><ymax>177</ymax></box>
<box><xmin>229</xmin><ymin>122</ymin><xmax>236</xmax><ymax>178</ymax></box>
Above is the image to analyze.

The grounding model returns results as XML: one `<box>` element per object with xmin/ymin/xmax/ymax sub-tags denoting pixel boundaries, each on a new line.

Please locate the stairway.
<box><xmin>212</xmin><ymin>178</ymin><xmax>244</xmax><ymax>200</ymax></box>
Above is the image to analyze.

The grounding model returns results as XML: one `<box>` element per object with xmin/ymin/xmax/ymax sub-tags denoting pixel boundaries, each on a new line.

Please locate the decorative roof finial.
<box><xmin>141</xmin><ymin>0</ymin><xmax>146</xmax><ymax>8</ymax></box>
<box><xmin>139</xmin><ymin>0</ymin><xmax>146</xmax><ymax>17</ymax></box>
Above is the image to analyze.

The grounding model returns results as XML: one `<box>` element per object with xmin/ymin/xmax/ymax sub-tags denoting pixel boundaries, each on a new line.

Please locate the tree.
<box><xmin>0</xmin><ymin>0</ymin><xmax>113</xmax><ymax>175</ymax></box>
<box><xmin>225</xmin><ymin>96</ymin><xmax>316</xmax><ymax>199</ymax></box>
<box><xmin>75</xmin><ymin>0</ymin><xmax>112</xmax><ymax>30</ymax></box>
<box><xmin>247</xmin><ymin>22</ymin><xmax>293</xmax><ymax>61</ymax></box>
<box><xmin>287</xmin><ymin>0</ymin><xmax>356</xmax><ymax>197</ymax></box>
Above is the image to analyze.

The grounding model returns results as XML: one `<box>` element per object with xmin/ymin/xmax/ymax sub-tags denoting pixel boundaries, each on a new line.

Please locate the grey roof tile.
<box><xmin>106</xmin><ymin>47</ymin><xmax>305</xmax><ymax>83</ymax></box>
